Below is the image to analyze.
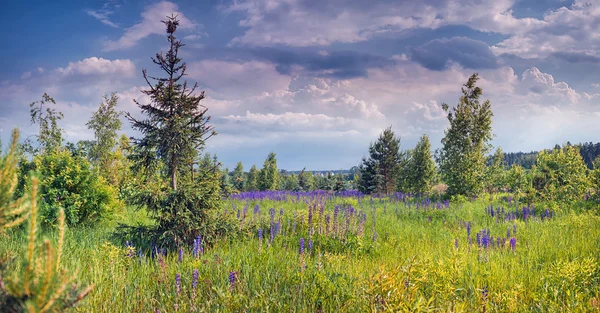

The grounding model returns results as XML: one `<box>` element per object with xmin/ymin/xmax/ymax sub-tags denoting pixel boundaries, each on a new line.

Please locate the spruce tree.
<box><xmin>126</xmin><ymin>15</ymin><xmax>215</xmax><ymax>191</ymax></box>
<box><xmin>358</xmin><ymin>126</ymin><xmax>403</xmax><ymax>194</ymax></box>
<box><xmin>436</xmin><ymin>74</ymin><xmax>493</xmax><ymax>196</ymax></box>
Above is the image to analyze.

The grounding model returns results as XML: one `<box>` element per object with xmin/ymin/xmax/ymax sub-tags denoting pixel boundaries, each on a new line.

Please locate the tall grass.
<box><xmin>1</xmin><ymin>195</ymin><xmax>599</xmax><ymax>312</ymax></box>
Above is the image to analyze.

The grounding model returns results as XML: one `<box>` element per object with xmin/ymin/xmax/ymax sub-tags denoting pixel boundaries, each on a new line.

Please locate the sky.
<box><xmin>1</xmin><ymin>0</ymin><xmax>599</xmax><ymax>170</ymax></box>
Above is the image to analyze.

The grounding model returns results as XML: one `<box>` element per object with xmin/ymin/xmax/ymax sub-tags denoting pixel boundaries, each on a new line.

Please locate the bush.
<box><xmin>26</xmin><ymin>149</ymin><xmax>121</xmax><ymax>226</ymax></box>
<box><xmin>531</xmin><ymin>146</ymin><xmax>589</xmax><ymax>203</ymax></box>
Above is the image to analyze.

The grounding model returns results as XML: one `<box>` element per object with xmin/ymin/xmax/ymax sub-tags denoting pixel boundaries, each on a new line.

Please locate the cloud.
<box><xmin>225</xmin><ymin>0</ymin><xmax>543</xmax><ymax>47</ymax></box>
<box><xmin>551</xmin><ymin>51</ymin><xmax>600</xmax><ymax>64</ymax></box>
<box><xmin>410</xmin><ymin>37</ymin><xmax>499</xmax><ymax>71</ymax></box>
<box><xmin>85</xmin><ymin>0</ymin><xmax>121</xmax><ymax>28</ymax></box>
<box><xmin>520</xmin><ymin>67</ymin><xmax>581</xmax><ymax>104</ymax></box>
<box><xmin>103</xmin><ymin>1</ymin><xmax>197</xmax><ymax>51</ymax></box>
<box><xmin>55</xmin><ymin>57</ymin><xmax>135</xmax><ymax>78</ymax></box>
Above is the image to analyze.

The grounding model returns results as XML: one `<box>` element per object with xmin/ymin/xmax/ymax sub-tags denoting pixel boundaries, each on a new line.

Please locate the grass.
<box><xmin>1</xmin><ymin>195</ymin><xmax>599</xmax><ymax>312</ymax></box>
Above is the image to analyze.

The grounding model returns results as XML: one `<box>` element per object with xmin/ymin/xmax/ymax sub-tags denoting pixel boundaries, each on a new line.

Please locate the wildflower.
<box><xmin>299</xmin><ymin>238</ymin><xmax>305</xmax><ymax>255</ymax></box>
<box><xmin>308</xmin><ymin>239</ymin><xmax>313</xmax><ymax>253</ymax></box>
<box><xmin>229</xmin><ymin>271</ymin><xmax>236</xmax><ymax>292</ymax></box>
<box><xmin>178</xmin><ymin>248</ymin><xmax>183</xmax><ymax>263</ymax></box>
<box><xmin>176</xmin><ymin>273</ymin><xmax>181</xmax><ymax>294</ymax></box>
<box><xmin>467</xmin><ymin>222</ymin><xmax>471</xmax><ymax>237</ymax></box>
<box><xmin>454</xmin><ymin>238</ymin><xmax>458</xmax><ymax>249</ymax></box>
<box><xmin>510</xmin><ymin>237</ymin><xmax>516</xmax><ymax>251</ymax></box>
<box><xmin>258</xmin><ymin>227</ymin><xmax>263</xmax><ymax>241</ymax></box>
<box><xmin>192</xmin><ymin>269</ymin><xmax>199</xmax><ymax>290</ymax></box>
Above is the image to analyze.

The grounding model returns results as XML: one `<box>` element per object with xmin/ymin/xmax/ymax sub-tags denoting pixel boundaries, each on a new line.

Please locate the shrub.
<box><xmin>532</xmin><ymin>146</ymin><xmax>589</xmax><ymax>203</ymax></box>
<box><xmin>28</xmin><ymin>149</ymin><xmax>121</xmax><ymax>226</ymax></box>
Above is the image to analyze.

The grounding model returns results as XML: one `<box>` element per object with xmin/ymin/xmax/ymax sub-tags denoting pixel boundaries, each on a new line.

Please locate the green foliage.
<box><xmin>532</xmin><ymin>145</ymin><xmax>590</xmax><ymax>202</ymax></box>
<box><xmin>258</xmin><ymin>152</ymin><xmax>279</xmax><ymax>191</ymax></box>
<box><xmin>280</xmin><ymin>173</ymin><xmax>300</xmax><ymax>191</ymax></box>
<box><xmin>24</xmin><ymin>93</ymin><xmax>63</xmax><ymax>155</ymax></box>
<box><xmin>297</xmin><ymin>168</ymin><xmax>315</xmax><ymax>191</ymax></box>
<box><xmin>125</xmin><ymin>16</ymin><xmax>216</xmax><ymax>191</ymax></box>
<box><xmin>590</xmin><ymin>156</ymin><xmax>600</xmax><ymax>196</ymax></box>
<box><xmin>359</xmin><ymin>126</ymin><xmax>404</xmax><ymax>194</ymax></box>
<box><xmin>232</xmin><ymin>161</ymin><xmax>245</xmax><ymax>192</ymax></box>
<box><xmin>1</xmin><ymin>129</ymin><xmax>91</xmax><ymax>312</ymax></box>
<box><xmin>506</xmin><ymin>164</ymin><xmax>529</xmax><ymax>195</ymax></box>
<box><xmin>405</xmin><ymin>134</ymin><xmax>436</xmax><ymax>194</ymax></box>
<box><xmin>86</xmin><ymin>93</ymin><xmax>122</xmax><ymax>179</ymax></box>
<box><xmin>245</xmin><ymin>165</ymin><xmax>259</xmax><ymax>191</ymax></box>
<box><xmin>437</xmin><ymin>73</ymin><xmax>494</xmax><ymax>197</ymax></box>
<box><xmin>0</xmin><ymin>129</ymin><xmax>29</xmax><ymax>233</ymax></box>
<box><xmin>315</xmin><ymin>173</ymin><xmax>335</xmax><ymax>191</ymax></box>
<box><xmin>485</xmin><ymin>147</ymin><xmax>507</xmax><ymax>193</ymax></box>
<box><xmin>32</xmin><ymin>149</ymin><xmax>121</xmax><ymax>226</ymax></box>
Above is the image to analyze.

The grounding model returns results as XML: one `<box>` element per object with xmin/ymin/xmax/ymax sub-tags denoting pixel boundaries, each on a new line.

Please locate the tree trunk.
<box><xmin>172</xmin><ymin>162</ymin><xmax>177</xmax><ymax>191</ymax></box>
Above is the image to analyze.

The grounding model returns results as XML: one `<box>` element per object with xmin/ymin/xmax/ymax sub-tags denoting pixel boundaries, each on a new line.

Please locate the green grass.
<box><xmin>1</xmin><ymin>196</ymin><xmax>599</xmax><ymax>312</ymax></box>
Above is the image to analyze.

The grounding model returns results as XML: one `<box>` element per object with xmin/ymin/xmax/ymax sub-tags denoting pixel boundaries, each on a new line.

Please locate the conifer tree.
<box><xmin>437</xmin><ymin>74</ymin><xmax>493</xmax><ymax>196</ymax></box>
<box><xmin>126</xmin><ymin>15</ymin><xmax>215</xmax><ymax>191</ymax></box>
<box><xmin>358</xmin><ymin>126</ymin><xmax>403</xmax><ymax>194</ymax></box>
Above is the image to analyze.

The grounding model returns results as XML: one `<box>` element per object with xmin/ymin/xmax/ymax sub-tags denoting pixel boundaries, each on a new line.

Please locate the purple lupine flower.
<box><xmin>229</xmin><ymin>271</ymin><xmax>236</xmax><ymax>292</ymax></box>
<box><xmin>299</xmin><ymin>238</ymin><xmax>305</xmax><ymax>255</ymax></box>
<box><xmin>242</xmin><ymin>203</ymin><xmax>248</xmax><ymax>218</ymax></box>
<box><xmin>192</xmin><ymin>269</ymin><xmax>199</xmax><ymax>290</ymax></box>
<box><xmin>192</xmin><ymin>238</ymin><xmax>199</xmax><ymax>258</ymax></box>
<box><xmin>308</xmin><ymin>239</ymin><xmax>313</xmax><ymax>252</ymax></box>
<box><xmin>467</xmin><ymin>222</ymin><xmax>471</xmax><ymax>237</ymax></box>
<box><xmin>510</xmin><ymin>237</ymin><xmax>516</xmax><ymax>251</ymax></box>
<box><xmin>178</xmin><ymin>248</ymin><xmax>183</xmax><ymax>263</ymax></box>
<box><xmin>176</xmin><ymin>273</ymin><xmax>181</xmax><ymax>293</ymax></box>
<box><xmin>258</xmin><ymin>227</ymin><xmax>263</xmax><ymax>241</ymax></box>
<box><xmin>454</xmin><ymin>238</ymin><xmax>458</xmax><ymax>249</ymax></box>
<box><xmin>253</xmin><ymin>204</ymin><xmax>260</xmax><ymax>215</ymax></box>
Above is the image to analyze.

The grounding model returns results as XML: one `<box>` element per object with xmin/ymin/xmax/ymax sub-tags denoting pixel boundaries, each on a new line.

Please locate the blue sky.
<box><xmin>1</xmin><ymin>0</ymin><xmax>599</xmax><ymax>170</ymax></box>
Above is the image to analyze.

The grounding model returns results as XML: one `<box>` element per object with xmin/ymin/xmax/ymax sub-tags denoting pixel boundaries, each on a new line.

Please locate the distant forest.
<box><xmin>504</xmin><ymin>142</ymin><xmax>600</xmax><ymax>169</ymax></box>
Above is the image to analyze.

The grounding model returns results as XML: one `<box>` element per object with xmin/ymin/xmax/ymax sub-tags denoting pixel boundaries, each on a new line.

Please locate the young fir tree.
<box><xmin>232</xmin><ymin>161</ymin><xmax>245</xmax><ymax>192</ymax></box>
<box><xmin>123</xmin><ymin>15</ymin><xmax>220</xmax><ymax>246</ymax></box>
<box><xmin>358</xmin><ymin>126</ymin><xmax>403</xmax><ymax>194</ymax></box>
<box><xmin>245</xmin><ymin>165</ymin><xmax>259</xmax><ymax>191</ymax></box>
<box><xmin>126</xmin><ymin>15</ymin><xmax>216</xmax><ymax>191</ymax></box>
<box><xmin>436</xmin><ymin>74</ymin><xmax>493</xmax><ymax>197</ymax></box>
<box><xmin>258</xmin><ymin>152</ymin><xmax>279</xmax><ymax>191</ymax></box>
<box><xmin>87</xmin><ymin>93</ymin><xmax>122</xmax><ymax>174</ymax></box>
<box><xmin>406</xmin><ymin>134</ymin><xmax>436</xmax><ymax>194</ymax></box>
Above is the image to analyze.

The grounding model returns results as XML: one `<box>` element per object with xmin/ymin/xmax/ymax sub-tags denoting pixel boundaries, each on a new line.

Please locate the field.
<box><xmin>2</xmin><ymin>191</ymin><xmax>599</xmax><ymax>312</ymax></box>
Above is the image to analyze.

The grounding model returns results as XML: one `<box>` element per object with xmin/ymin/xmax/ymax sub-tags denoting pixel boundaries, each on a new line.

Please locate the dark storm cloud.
<box><xmin>410</xmin><ymin>37</ymin><xmax>499</xmax><ymax>71</ymax></box>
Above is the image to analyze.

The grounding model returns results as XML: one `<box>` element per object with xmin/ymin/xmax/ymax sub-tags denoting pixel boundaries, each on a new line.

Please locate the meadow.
<box><xmin>2</xmin><ymin>191</ymin><xmax>598</xmax><ymax>312</ymax></box>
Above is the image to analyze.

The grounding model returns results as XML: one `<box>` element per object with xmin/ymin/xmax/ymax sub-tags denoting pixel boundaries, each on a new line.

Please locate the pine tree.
<box><xmin>358</xmin><ymin>126</ymin><xmax>403</xmax><ymax>194</ymax></box>
<box><xmin>406</xmin><ymin>134</ymin><xmax>435</xmax><ymax>194</ymax></box>
<box><xmin>258</xmin><ymin>152</ymin><xmax>279</xmax><ymax>191</ymax></box>
<box><xmin>436</xmin><ymin>74</ymin><xmax>493</xmax><ymax>196</ymax></box>
<box><xmin>245</xmin><ymin>165</ymin><xmax>259</xmax><ymax>191</ymax></box>
<box><xmin>126</xmin><ymin>15</ymin><xmax>215</xmax><ymax>191</ymax></box>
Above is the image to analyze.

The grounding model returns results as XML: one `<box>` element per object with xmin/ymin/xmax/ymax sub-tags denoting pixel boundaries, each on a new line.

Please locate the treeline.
<box><xmin>218</xmin><ymin>153</ymin><xmax>355</xmax><ymax>195</ymax></box>
<box><xmin>504</xmin><ymin>142</ymin><xmax>600</xmax><ymax>169</ymax></box>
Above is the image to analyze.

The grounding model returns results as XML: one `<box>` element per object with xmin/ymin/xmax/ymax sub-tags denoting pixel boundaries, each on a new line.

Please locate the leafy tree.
<box><xmin>245</xmin><ymin>165</ymin><xmax>259</xmax><ymax>191</ymax></box>
<box><xmin>506</xmin><ymin>164</ymin><xmax>529</xmax><ymax>194</ymax></box>
<box><xmin>298</xmin><ymin>168</ymin><xmax>315</xmax><ymax>191</ymax></box>
<box><xmin>485</xmin><ymin>147</ymin><xmax>506</xmax><ymax>193</ymax></box>
<box><xmin>25</xmin><ymin>93</ymin><xmax>63</xmax><ymax>155</ymax></box>
<box><xmin>126</xmin><ymin>15</ymin><xmax>216</xmax><ymax>191</ymax></box>
<box><xmin>532</xmin><ymin>145</ymin><xmax>589</xmax><ymax>202</ymax></box>
<box><xmin>590</xmin><ymin>156</ymin><xmax>600</xmax><ymax>197</ymax></box>
<box><xmin>232</xmin><ymin>161</ymin><xmax>245</xmax><ymax>192</ymax></box>
<box><xmin>358</xmin><ymin>126</ymin><xmax>403</xmax><ymax>194</ymax></box>
<box><xmin>405</xmin><ymin>134</ymin><xmax>435</xmax><ymax>194</ymax></box>
<box><xmin>280</xmin><ymin>173</ymin><xmax>299</xmax><ymax>191</ymax></box>
<box><xmin>436</xmin><ymin>74</ymin><xmax>493</xmax><ymax>196</ymax></box>
<box><xmin>258</xmin><ymin>152</ymin><xmax>279</xmax><ymax>191</ymax></box>
<box><xmin>87</xmin><ymin>93</ymin><xmax>122</xmax><ymax>176</ymax></box>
